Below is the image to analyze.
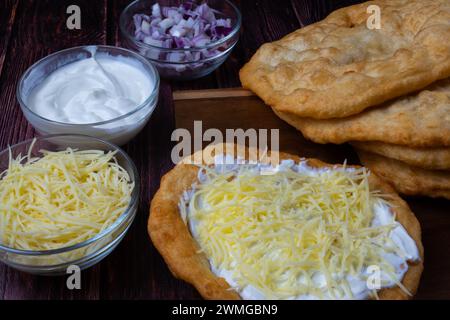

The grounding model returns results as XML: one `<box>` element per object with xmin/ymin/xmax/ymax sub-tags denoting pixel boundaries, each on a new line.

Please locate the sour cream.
<box><xmin>27</xmin><ymin>56</ymin><xmax>154</xmax><ymax>124</ymax></box>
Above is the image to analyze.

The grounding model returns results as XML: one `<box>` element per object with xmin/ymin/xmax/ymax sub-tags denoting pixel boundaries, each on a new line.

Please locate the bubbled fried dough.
<box><xmin>148</xmin><ymin>143</ymin><xmax>423</xmax><ymax>300</ymax></box>
<box><xmin>352</xmin><ymin>142</ymin><xmax>450</xmax><ymax>170</ymax></box>
<box><xmin>273</xmin><ymin>78</ymin><xmax>450</xmax><ymax>147</ymax></box>
<box><xmin>357</xmin><ymin>150</ymin><xmax>450</xmax><ymax>199</ymax></box>
<box><xmin>240</xmin><ymin>0</ymin><xmax>450</xmax><ymax>119</ymax></box>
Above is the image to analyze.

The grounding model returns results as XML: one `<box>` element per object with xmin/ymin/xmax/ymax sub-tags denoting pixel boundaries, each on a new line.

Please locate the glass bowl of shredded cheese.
<box><xmin>0</xmin><ymin>135</ymin><xmax>139</xmax><ymax>275</ymax></box>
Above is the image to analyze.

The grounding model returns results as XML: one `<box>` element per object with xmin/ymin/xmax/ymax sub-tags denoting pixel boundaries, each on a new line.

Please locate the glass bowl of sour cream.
<box><xmin>17</xmin><ymin>45</ymin><xmax>160</xmax><ymax>146</ymax></box>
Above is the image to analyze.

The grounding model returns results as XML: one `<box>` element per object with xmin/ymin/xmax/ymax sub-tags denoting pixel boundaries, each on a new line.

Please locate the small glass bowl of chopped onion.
<box><xmin>120</xmin><ymin>0</ymin><xmax>241</xmax><ymax>80</ymax></box>
<box><xmin>0</xmin><ymin>135</ymin><xmax>139</xmax><ymax>275</ymax></box>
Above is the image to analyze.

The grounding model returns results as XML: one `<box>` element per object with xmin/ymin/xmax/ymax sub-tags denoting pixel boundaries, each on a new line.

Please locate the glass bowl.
<box><xmin>0</xmin><ymin>135</ymin><xmax>139</xmax><ymax>275</ymax></box>
<box><xmin>120</xmin><ymin>0</ymin><xmax>241</xmax><ymax>80</ymax></box>
<box><xmin>17</xmin><ymin>45</ymin><xmax>160</xmax><ymax>146</ymax></box>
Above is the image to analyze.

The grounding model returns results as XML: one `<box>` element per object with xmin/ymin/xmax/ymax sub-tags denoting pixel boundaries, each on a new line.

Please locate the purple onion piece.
<box><xmin>182</xmin><ymin>1</ymin><xmax>195</xmax><ymax>11</ymax></box>
<box><xmin>152</xmin><ymin>3</ymin><xmax>162</xmax><ymax>18</ymax></box>
<box><xmin>213</xmin><ymin>26</ymin><xmax>232</xmax><ymax>37</ymax></box>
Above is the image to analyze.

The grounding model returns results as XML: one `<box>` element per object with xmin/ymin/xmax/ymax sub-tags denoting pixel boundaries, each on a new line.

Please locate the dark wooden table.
<box><xmin>0</xmin><ymin>0</ymin><xmax>448</xmax><ymax>300</ymax></box>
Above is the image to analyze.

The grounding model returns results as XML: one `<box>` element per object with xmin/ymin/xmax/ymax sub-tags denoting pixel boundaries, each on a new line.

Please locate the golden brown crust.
<box><xmin>149</xmin><ymin>164</ymin><xmax>240</xmax><ymax>300</ymax></box>
<box><xmin>357</xmin><ymin>150</ymin><xmax>450</xmax><ymax>199</ymax></box>
<box><xmin>352</xmin><ymin>142</ymin><xmax>450</xmax><ymax>170</ymax></box>
<box><xmin>272</xmin><ymin>78</ymin><xmax>450</xmax><ymax>147</ymax></box>
<box><xmin>362</xmin><ymin>176</ymin><xmax>424</xmax><ymax>300</ymax></box>
<box><xmin>149</xmin><ymin>143</ymin><xmax>423</xmax><ymax>300</ymax></box>
<box><xmin>240</xmin><ymin>0</ymin><xmax>450</xmax><ymax>120</ymax></box>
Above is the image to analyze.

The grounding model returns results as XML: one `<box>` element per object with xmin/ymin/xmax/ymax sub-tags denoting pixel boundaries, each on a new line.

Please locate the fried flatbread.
<box><xmin>357</xmin><ymin>150</ymin><xmax>450</xmax><ymax>199</ymax></box>
<box><xmin>352</xmin><ymin>142</ymin><xmax>450</xmax><ymax>170</ymax></box>
<box><xmin>273</xmin><ymin>78</ymin><xmax>450</xmax><ymax>147</ymax></box>
<box><xmin>240</xmin><ymin>0</ymin><xmax>450</xmax><ymax>119</ymax></box>
<box><xmin>148</xmin><ymin>143</ymin><xmax>423</xmax><ymax>300</ymax></box>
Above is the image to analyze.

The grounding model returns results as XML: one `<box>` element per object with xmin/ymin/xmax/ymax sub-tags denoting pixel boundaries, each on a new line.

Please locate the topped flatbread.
<box><xmin>240</xmin><ymin>0</ymin><xmax>450</xmax><ymax>119</ymax></box>
<box><xmin>149</xmin><ymin>144</ymin><xmax>423</xmax><ymax>300</ymax></box>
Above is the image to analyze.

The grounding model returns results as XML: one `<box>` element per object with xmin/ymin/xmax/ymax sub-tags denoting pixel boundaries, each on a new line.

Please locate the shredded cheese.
<box><xmin>182</xmin><ymin>162</ymin><xmax>410</xmax><ymax>299</ymax></box>
<box><xmin>0</xmin><ymin>144</ymin><xmax>134</xmax><ymax>251</ymax></box>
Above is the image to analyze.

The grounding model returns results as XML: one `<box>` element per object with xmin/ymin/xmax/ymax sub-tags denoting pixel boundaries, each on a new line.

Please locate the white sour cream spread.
<box><xmin>27</xmin><ymin>56</ymin><xmax>153</xmax><ymax>124</ymax></box>
<box><xmin>180</xmin><ymin>156</ymin><xmax>420</xmax><ymax>300</ymax></box>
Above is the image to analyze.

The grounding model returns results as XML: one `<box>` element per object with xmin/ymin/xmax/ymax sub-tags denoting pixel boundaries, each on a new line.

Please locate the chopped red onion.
<box><xmin>132</xmin><ymin>2</ymin><xmax>233</xmax><ymax>63</ymax></box>
<box><xmin>152</xmin><ymin>3</ymin><xmax>162</xmax><ymax>17</ymax></box>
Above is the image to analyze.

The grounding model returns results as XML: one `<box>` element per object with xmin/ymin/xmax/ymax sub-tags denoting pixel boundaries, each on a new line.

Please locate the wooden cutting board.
<box><xmin>173</xmin><ymin>88</ymin><xmax>450</xmax><ymax>300</ymax></box>
<box><xmin>173</xmin><ymin>88</ymin><xmax>359</xmax><ymax>164</ymax></box>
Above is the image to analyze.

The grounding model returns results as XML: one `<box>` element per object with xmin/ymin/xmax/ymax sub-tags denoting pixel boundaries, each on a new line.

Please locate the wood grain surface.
<box><xmin>0</xmin><ymin>0</ymin><xmax>448</xmax><ymax>300</ymax></box>
<box><xmin>173</xmin><ymin>89</ymin><xmax>359</xmax><ymax>164</ymax></box>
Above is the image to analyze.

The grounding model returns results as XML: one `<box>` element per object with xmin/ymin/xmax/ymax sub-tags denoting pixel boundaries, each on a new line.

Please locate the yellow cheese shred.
<box><xmin>0</xmin><ymin>144</ymin><xmax>134</xmax><ymax>251</ymax></box>
<box><xmin>183</xmin><ymin>163</ymin><xmax>405</xmax><ymax>299</ymax></box>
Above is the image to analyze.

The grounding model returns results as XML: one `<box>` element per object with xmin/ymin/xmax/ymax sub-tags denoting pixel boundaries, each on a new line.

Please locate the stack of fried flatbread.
<box><xmin>240</xmin><ymin>0</ymin><xmax>450</xmax><ymax>198</ymax></box>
